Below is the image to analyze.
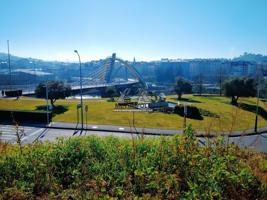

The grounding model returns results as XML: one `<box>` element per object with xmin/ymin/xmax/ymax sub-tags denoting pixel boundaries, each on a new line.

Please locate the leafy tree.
<box><xmin>105</xmin><ymin>86</ymin><xmax>118</xmax><ymax>100</ymax></box>
<box><xmin>193</xmin><ymin>73</ymin><xmax>204</xmax><ymax>95</ymax></box>
<box><xmin>216</xmin><ymin>67</ymin><xmax>227</xmax><ymax>96</ymax></box>
<box><xmin>148</xmin><ymin>90</ymin><xmax>158</xmax><ymax>101</ymax></box>
<box><xmin>35</xmin><ymin>81</ymin><xmax>71</xmax><ymax>108</ymax></box>
<box><xmin>223</xmin><ymin>77</ymin><xmax>256</xmax><ymax>105</ymax></box>
<box><xmin>174</xmin><ymin>77</ymin><xmax>192</xmax><ymax>99</ymax></box>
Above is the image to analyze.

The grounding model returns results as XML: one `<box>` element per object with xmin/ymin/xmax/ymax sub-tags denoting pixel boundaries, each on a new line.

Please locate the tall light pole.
<box><xmin>254</xmin><ymin>85</ymin><xmax>260</xmax><ymax>133</ymax></box>
<box><xmin>7</xmin><ymin>40</ymin><xmax>11</xmax><ymax>89</ymax></box>
<box><xmin>74</xmin><ymin>50</ymin><xmax>84</xmax><ymax>130</ymax></box>
<box><xmin>254</xmin><ymin>64</ymin><xmax>262</xmax><ymax>133</ymax></box>
<box><xmin>45</xmin><ymin>82</ymin><xmax>49</xmax><ymax>124</ymax></box>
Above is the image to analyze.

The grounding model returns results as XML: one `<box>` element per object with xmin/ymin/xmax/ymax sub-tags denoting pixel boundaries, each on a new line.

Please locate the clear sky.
<box><xmin>0</xmin><ymin>0</ymin><xmax>266</xmax><ymax>61</ymax></box>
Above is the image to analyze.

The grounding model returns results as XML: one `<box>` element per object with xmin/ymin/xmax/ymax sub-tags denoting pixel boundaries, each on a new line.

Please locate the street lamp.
<box><xmin>254</xmin><ymin>85</ymin><xmax>260</xmax><ymax>133</ymax></box>
<box><xmin>41</xmin><ymin>82</ymin><xmax>50</xmax><ymax>124</ymax></box>
<box><xmin>74</xmin><ymin>50</ymin><xmax>84</xmax><ymax>130</ymax></box>
<box><xmin>254</xmin><ymin>64</ymin><xmax>262</xmax><ymax>133</ymax></box>
<box><xmin>45</xmin><ymin>82</ymin><xmax>49</xmax><ymax>124</ymax></box>
<box><xmin>7</xmin><ymin>40</ymin><xmax>12</xmax><ymax>90</ymax></box>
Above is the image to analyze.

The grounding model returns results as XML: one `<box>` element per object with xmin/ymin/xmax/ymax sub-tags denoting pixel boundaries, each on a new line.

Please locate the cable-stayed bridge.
<box><xmin>0</xmin><ymin>53</ymin><xmax>146</xmax><ymax>96</ymax></box>
<box><xmin>71</xmin><ymin>53</ymin><xmax>146</xmax><ymax>94</ymax></box>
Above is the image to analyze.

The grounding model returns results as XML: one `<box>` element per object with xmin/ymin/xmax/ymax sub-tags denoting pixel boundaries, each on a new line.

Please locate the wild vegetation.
<box><xmin>0</xmin><ymin>126</ymin><xmax>266</xmax><ymax>199</ymax></box>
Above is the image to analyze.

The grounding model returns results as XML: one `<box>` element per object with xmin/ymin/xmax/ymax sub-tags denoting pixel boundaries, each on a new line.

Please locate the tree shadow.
<box><xmin>170</xmin><ymin>97</ymin><xmax>201</xmax><ymax>103</ymax></box>
<box><xmin>36</xmin><ymin>105</ymin><xmax>68</xmax><ymax>116</ymax></box>
<box><xmin>174</xmin><ymin>106</ymin><xmax>203</xmax><ymax>120</ymax></box>
<box><xmin>199</xmin><ymin>108</ymin><xmax>220</xmax><ymax>118</ymax></box>
<box><xmin>238</xmin><ymin>103</ymin><xmax>267</xmax><ymax>120</ymax></box>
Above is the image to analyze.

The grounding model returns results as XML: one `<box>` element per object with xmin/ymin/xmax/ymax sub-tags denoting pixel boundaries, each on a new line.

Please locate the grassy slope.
<box><xmin>0</xmin><ymin>95</ymin><xmax>266</xmax><ymax>131</ymax></box>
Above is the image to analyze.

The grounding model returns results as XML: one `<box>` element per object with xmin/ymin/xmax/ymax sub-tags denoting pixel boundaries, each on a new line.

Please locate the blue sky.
<box><xmin>0</xmin><ymin>0</ymin><xmax>267</xmax><ymax>61</ymax></box>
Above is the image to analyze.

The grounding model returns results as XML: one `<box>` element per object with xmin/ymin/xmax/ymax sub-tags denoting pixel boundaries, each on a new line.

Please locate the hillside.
<box><xmin>234</xmin><ymin>52</ymin><xmax>267</xmax><ymax>63</ymax></box>
<box><xmin>1</xmin><ymin>52</ymin><xmax>266</xmax><ymax>87</ymax></box>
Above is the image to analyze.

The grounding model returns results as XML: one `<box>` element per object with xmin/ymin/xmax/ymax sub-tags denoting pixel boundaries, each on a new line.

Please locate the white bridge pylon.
<box><xmin>72</xmin><ymin>53</ymin><xmax>146</xmax><ymax>89</ymax></box>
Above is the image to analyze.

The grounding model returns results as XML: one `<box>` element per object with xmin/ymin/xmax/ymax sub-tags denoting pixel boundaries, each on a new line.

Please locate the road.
<box><xmin>0</xmin><ymin>123</ymin><xmax>266</xmax><ymax>152</ymax></box>
<box><xmin>0</xmin><ymin>124</ymin><xmax>151</xmax><ymax>144</ymax></box>
<box><xmin>0</xmin><ymin>124</ymin><xmax>46</xmax><ymax>144</ymax></box>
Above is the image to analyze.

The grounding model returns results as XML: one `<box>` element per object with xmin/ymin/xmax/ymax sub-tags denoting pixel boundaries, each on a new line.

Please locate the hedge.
<box><xmin>174</xmin><ymin>105</ymin><xmax>203</xmax><ymax>120</ymax></box>
<box><xmin>4</xmin><ymin>90</ymin><xmax>22</xmax><ymax>97</ymax></box>
<box><xmin>0</xmin><ymin>109</ymin><xmax>52</xmax><ymax>124</ymax></box>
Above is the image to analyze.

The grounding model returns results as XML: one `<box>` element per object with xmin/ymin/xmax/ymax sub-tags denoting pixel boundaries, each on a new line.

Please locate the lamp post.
<box><xmin>183</xmin><ymin>104</ymin><xmax>187</xmax><ymax>132</ymax></box>
<box><xmin>7</xmin><ymin>40</ymin><xmax>11</xmax><ymax>90</ymax></box>
<box><xmin>254</xmin><ymin>85</ymin><xmax>260</xmax><ymax>133</ymax></box>
<box><xmin>45</xmin><ymin>82</ymin><xmax>49</xmax><ymax>124</ymax></box>
<box><xmin>74</xmin><ymin>50</ymin><xmax>84</xmax><ymax>130</ymax></box>
<box><xmin>254</xmin><ymin>64</ymin><xmax>262</xmax><ymax>133</ymax></box>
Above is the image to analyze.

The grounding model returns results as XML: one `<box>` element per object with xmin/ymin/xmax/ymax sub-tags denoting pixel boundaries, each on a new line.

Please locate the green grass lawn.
<box><xmin>0</xmin><ymin>95</ymin><xmax>267</xmax><ymax>131</ymax></box>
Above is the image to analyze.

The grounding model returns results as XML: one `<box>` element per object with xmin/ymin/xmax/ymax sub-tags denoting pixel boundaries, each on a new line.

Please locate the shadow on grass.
<box><xmin>238</xmin><ymin>103</ymin><xmax>267</xmax><ymax>120</ymax></box>
<box><xmin>199</xmin><ymin>108</ymin><xmax>220</xmax><ymax>118</ymax></box>
<box><xmin>170</xmin><ymin>97</ymin><xmax>201</xmax><ymax>103</ymax></box>
<box><xmin>174</xmin><ymin>106</ymin><xmax>203</xmax><ymax>120</ymax></box>
<box><xmin>36</xmin><ymin>105</ymin><xmax>69</xmax><ymax>116</ymax></box>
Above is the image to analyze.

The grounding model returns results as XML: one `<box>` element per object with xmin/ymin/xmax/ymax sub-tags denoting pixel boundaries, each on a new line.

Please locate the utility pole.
<box><xmin>7</xmin><ymin>40</ymin><xmax>11</xmax><ymax>89</ymax></box>
<box><xmin>45</xmin><ymin>82</ymin><xmax>49</xmax><ymax>124</ymax></box>
<box><xmin>183</xmin><ymin>104</ymin><xmax>187</xmax><ymax>132</ymax></box>
<box><xmin>254</xmin><ymin>64</ymin><xmax>262</xmax><ymax>133</ymax></box>
<box><xmin>254</xmin><ymin>86</ymin><xmax>260</xmax><ymax>133</ymax></box>
<box><xmin>219</xmin><ymin>66</ymin><xmax>222</xmax><ymax>96</ymax></box>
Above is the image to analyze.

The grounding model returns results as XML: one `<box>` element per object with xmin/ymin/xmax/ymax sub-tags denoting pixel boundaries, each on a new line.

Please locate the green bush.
<box><xmin>0</xmin><ymin>109</ymin><xmax>52</xmax><ymax>124</ymax></box>
<box><xmin>0</xmin><ymin>127</ymin><xmax>266</xmax><ymax>199</ymax></box>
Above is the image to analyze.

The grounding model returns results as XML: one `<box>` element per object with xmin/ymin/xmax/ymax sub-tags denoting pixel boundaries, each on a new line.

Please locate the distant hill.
<box><xmin>233</xmin><ymin>52</ymin><xmax>267</xmax><ymax>63</ymax></box>
<box><xmin>0</xmin><ymin>52</ymin><xmax>32</xmax><ymax>62</ymax></box>
<box><xmin>0</xmin><ymin>52</ymin><xmax>266</xmax><ymax>87</ymax></box>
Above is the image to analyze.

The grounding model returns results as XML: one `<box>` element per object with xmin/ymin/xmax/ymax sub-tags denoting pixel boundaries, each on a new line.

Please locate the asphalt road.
<box><xmin>0</xmin><ymin>123</ymin><xmax>266</xmax><ymax>152</ymax></box>
<box><xmin>0</xmin><ymin>124</ymin><xmax>46</xmax><ymax>144</ymax></box>
<box><xmin>0</xmin><ymin>124</ymin><xmax>152</xmax><ymax>144</ymax></box>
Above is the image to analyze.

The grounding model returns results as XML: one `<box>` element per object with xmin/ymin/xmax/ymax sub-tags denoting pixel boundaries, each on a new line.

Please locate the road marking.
<box><xmin>0</xmin><ymin>127</ymin><xmax>15</xmax><ymax>130</ymax></box>
<box><xmin>118</xmin><ymin>127</ymin><xmax>125</xmax><ymax>130</ymax></box>
<box><xmin>0</xmin><ymin>127</ymin><xmax>33</xmax><ymax>132</ymax></box>
<box><xmin>0</xmin><ymin>135</ymin><xmax>17</xmax><ymax>140</ymax></box>
<box><xmin>92</xmin><ymin>126</ymin><xmax>98</xmax><ymax>129</ymax></box>
<box><xmin>0</xmin><ymin>132</ymin><xmax>17</xmax><ymax>136</ymax></box>
<box><xmin>21</xmin><ymin>128</ymin><xmax>44</xmax><ymax>142</ymax></box>
<box><xmin>1</xmin><ymin>130</ymin><xmax>15</xmax><ymax>133</ymax></box>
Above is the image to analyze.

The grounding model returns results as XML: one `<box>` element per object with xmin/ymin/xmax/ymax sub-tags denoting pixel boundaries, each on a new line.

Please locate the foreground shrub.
<box><xmin>0</xmin><ymin>127</ymin><xmax>266</xmax><ymax>199</ymax></box>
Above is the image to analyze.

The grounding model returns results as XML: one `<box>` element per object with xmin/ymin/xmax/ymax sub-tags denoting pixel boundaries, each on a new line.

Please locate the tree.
<box><xmin>194</xmin><ymin>73</ymin><xmax>204</xmax><ymax>95</ymax></box>
<box><xmin>105</xmin><ymin>86</ymin><xmax>118</xmax><ymax>100</ymax></box>
<box><xmin>35</xmin><ymin>81</ymin><xmax>71</xmax><ymax>108</ymax></box>
<box><xmin>174</xmin><ymin>77</ymin><xmax>192</xmax><ymax>100</ymax></box>
<box><xmin>223</xmin><ymin>77</ymin><xmax>256</xmax><ymax>105</ymax></box>
<box><xmin>216</xmin><ymin>67</ymin><xmax>227</xmax><ymax>96</ymax></box>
